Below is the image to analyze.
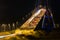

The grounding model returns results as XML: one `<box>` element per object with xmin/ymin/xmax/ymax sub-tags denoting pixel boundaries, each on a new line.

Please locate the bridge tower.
<box><xmin>42</xmin><ymin>8</ymin><xmax>55</xmax><ymax>33</ymax></box>
<box><xmin>35</xmin><ymin>0</ymin><xmax>55</xmax><ymax>32</ymax></box>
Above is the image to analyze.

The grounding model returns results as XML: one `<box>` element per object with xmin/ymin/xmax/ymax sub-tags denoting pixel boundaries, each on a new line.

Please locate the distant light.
<box><xmin>8</xmin><ymin>24</ymin><xmax>10</xmax><ymax>27</ymax></box>
<box><xmin>12</xmin><ymin>23</ymin><xmax>15</xmax><ymax>27</ymax></box>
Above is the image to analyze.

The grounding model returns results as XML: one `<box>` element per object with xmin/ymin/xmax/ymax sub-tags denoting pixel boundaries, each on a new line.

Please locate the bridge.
<box><xmin>0</xmin><ymin>6</ymin><xmax>55</xmax><ymax>40</ymax></box>
<box><xmin>0</xmin><ymin>7</ymin><xmax>46</xmax><ymax>38</ymax></box>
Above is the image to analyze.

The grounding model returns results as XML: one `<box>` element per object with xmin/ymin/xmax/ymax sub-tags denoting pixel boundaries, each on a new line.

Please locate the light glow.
<box><xmin>28</xmin><ymin>9</ymin><xmax>41</xmax><ymax>23</ymax></box>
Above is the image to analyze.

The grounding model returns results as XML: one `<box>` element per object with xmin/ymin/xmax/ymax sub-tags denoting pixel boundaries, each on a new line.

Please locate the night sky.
<box><xmin>0</xmin><ymin>0</ymin><xmax>60</xmax><ymax>23</ymax></box>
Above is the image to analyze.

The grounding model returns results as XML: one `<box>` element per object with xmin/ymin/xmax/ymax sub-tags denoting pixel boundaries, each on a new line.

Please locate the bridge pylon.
<box><xmin>42</xmin><ymin>8</ymin><xmax>55</xmax><ymax>33</ymax></box>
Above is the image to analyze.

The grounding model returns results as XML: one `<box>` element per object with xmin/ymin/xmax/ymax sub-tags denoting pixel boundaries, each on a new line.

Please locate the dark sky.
<box><xmin>0</xmin><ymin>0</ymin><xmax>60</xmax><ymax>23</ymax></box>
<box><xmin>50</xmin><ymin>0</ymin><xmax>60</xmax><ymax>23</ymax></box>
<box><xmin>0</xmin><ymin>0</ymin><xmax>36</xmax><ymax>23</ymax></box>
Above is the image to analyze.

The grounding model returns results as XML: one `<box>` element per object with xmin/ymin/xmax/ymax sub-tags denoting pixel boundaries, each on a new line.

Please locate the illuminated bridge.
<box><xmin>0</xmin><ymin>5</ymin><xmax>55</xmax><ymax>40</ymax></box>
<box><xmin>0</xmin><ymin>0</ymin><xmax>56</xmax><ymax>40</ymax></box>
